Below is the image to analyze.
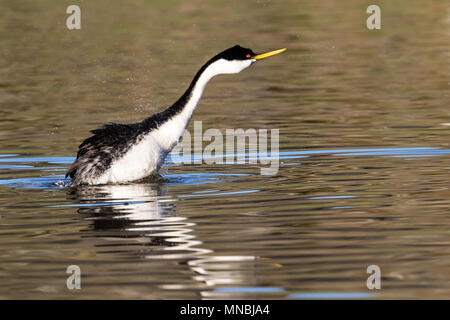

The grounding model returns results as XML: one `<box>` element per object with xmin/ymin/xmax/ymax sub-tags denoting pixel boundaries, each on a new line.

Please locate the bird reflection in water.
<box><xmin>69</xmin><ymin>182</ymin><xmax>265</xmax><ymax>298</ymax></box>
<box><xmin>70</xmin><ymin>183</ymin><xmax>212</xmax><ymax>259</ymax></box>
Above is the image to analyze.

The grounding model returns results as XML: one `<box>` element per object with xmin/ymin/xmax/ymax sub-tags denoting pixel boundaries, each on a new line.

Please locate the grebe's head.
<box><xmin>206</xmin><ymin>45</ymin><xmax>286</xmax><ymax>75</ymax></box>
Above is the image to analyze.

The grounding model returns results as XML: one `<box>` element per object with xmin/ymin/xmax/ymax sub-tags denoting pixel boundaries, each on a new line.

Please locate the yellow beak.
<box><xmin>252</xmin><ymin>48</ymin><xmax>287</xmax><ymax>60</ymax></box>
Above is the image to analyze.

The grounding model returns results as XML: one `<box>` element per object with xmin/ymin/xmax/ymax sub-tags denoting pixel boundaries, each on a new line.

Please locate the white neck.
<box><xmin>181</xmin><ymin>58</ymin><xmax>254</xmax><ymax>119</ymax></box>
<box><xmin>153</xmin><ymin>58</ymin><xmax>253</xmax><ymax>151</ymax></box>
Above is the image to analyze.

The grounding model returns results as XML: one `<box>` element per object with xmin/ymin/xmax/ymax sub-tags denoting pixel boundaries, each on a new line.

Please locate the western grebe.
<box><xmin>66</xmin><ymin>45</ymin><xmax>286</xmax><ymax>186</ymax></box>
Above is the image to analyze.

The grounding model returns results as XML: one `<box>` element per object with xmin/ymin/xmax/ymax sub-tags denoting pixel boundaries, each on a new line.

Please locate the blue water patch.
<box><xmin>0</xmin><ymin>154</ymin><xmax>19</xmax><ymax>158</ymax></box>
<box><xmin>0</xmin><ymin>156</ymin><xmax>74</xmax><ymax>164</ymax></box>
<box><xmin>308</xmin><ymin>195</ymin><xmax>356</xmax><ymax>200</ymax></box>
<box><xmin>167</xmin><ymin>147</ymin><xmax>450</xmax><ymax>164</ymax></box>
<box><xmin>281</xmin><ymin>162</ymin><xmax>301</xmax><ymax>166</ymax></box>
<box><xmin>284</xmin><ymin>147</ymin><xmax>436</xmax><ymax>156</ymax></box>
<box><xmin>0</xmin><ymin>175</ymin><xmax>67</xmax><ymax>189</ymax></box>
<box><xmin>287</xmin><ymin>292</ymin><xmax>374</xmax><ymax>299</ymax></box>
<box><xmin>0</xmin><ymin>164</ymin><xmax>34</xmax><ymax>169</ymax></box>
<box><xmin>0</xmin><ymin>172</ymin><xmax>250</xmax><ymax>190</ymax></box>
<box><xmin>168</xmin><ymin>153</ymin><xmax>308</xmax><ymax>164</ymax></box>
<box><xmin>1</xmin><ymin>146</ymin><xmax>449</xmax><ymax>190</ymax></box>
<box><xmin>334</xmin><ymin>148</ymin><xmax>450</xmax><ymax>157</ymax></box>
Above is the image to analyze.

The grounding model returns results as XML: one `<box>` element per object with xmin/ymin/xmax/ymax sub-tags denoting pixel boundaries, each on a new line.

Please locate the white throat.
<box><xmin>186</xmin><ymin>58</ymin><xmax>254</xmax><ymax>116</ymax></box>
<box><xmin>157</xmin><ymin>58</ymin><xmax>253</xmax><ymax>147</ymax></box>
<box><xmin>147</xmin><ymin>58</ymin><xmax>254</xmax><ymax>159</ymax></box>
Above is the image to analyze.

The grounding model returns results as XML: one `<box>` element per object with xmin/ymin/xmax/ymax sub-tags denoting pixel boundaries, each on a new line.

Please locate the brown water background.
<box><xmin>0</xmin><ymin>0</ymin><xmax>449</xmax><ymax>299</ymax></box>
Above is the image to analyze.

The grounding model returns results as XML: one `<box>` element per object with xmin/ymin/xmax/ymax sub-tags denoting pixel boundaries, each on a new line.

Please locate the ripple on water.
<box><xmin>1</xmin><ymin>146</ymin><xmax>449</xmax><ymax>190</ymax></box>
<box><xmin>0</xmin><ymin>147</ymin><xmax>449</xmax><ymax>299</ymax></box>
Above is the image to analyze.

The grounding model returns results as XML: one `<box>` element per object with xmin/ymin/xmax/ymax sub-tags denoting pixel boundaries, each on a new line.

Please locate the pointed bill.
<box><xmin>252</xmin><ymin>48</ymin><xmax>287</xmax><ymax>60</ymax></box>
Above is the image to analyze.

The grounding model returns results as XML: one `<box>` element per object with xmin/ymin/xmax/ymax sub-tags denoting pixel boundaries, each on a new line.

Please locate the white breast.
<box><xmin>95</xmin><ymin>109</ymin><xmax>191</xmax><ymax>184</ymax></box>
<box><xmin>101</xmin><ymin>135</ymin><xmax>161</xmax><ymax>184</ymax></box>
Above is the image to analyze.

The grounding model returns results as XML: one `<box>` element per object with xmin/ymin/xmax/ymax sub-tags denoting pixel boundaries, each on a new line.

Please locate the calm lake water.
<box><xmin>0</xmin><ymin>1</ymin><xmax>449</xmax><ymax>299</ymax></box>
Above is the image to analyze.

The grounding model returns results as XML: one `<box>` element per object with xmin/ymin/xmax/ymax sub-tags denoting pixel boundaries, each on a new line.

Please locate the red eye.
<box><xmin>246</xmin><ymin>54</ymin><xmax>251</xmax><ymax>58</ymax></box>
